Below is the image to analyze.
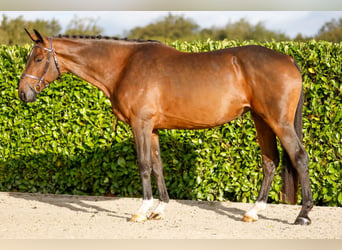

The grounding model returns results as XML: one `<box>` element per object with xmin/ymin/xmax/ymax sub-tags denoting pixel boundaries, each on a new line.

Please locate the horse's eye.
<box><xmin>35</xmin><ymin>57</ymin><xmax>43</xmax><ymax>63</ymax></box>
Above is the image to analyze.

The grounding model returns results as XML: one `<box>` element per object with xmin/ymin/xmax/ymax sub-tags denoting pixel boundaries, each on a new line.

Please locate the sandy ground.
<box><xmin>0</xmin><ymin>192</ymin><xmax>341</xmax><ymax>239</ymax></box>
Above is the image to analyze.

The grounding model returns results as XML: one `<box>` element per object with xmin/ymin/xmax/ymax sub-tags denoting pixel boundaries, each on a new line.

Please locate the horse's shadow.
<box><xmin>176</xmin><ymin>199</ymin><xmax>246</xmax><ymax>222</ymax></box>
<box><xmin>175</xmin><ymin>200</ymin><xmax>292</xmax><ymax>225</ymax></box>
<box><xmin>8</xmin><ymin>192</ymin><xmax>130</xmax><ymax>220</ymax></box>
<box><xmin>8</xmin><ymin>191</ymin><xmax>291</xmax><ymax>225</ymax></box>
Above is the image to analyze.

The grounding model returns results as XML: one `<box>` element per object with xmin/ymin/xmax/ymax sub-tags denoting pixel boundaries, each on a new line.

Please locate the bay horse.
<box><xmin>18</xmin><ymin>29</ymin><xmax>313</xmax><ymax>225</ymax></box>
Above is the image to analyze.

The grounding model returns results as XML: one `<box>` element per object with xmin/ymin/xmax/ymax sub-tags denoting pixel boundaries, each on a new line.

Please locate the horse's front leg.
<box><xmin>129</xmin><ymin>121</ymin><xmax>154</xmax><ymax>222</ymax></box>
<box><xmin>148</xmin><ymin>130</ymin><xmax>170</xmax><ymax>220</ymax></box>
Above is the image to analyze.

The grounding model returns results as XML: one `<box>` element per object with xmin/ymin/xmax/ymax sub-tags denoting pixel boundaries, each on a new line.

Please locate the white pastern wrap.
<box><xmin>153</xmin><ymin>201</ymin><xmax>167</xmax><ymax>215</ymax></box>
<box><xmin>137</xmin><ymin>198</ymin><xmax>154</xmax><ymax>215</ymax></box>
<box><xmin>245</xmin><ymin>202</ymin><xmax>267</xmax><ymax>220</ymax></box>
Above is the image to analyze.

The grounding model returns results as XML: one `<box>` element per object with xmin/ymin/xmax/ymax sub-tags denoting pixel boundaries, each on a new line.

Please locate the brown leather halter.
<box><xmin>21</xmin><ymin>37</ymin><xmax>61</xmax><ymax>93</ymax></box>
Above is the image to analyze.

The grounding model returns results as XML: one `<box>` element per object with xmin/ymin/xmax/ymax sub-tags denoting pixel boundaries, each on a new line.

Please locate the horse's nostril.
<box><xmin>20</xmin><ymin>91</ymin><xmax>26</xmax><ymax>102</ymax></box>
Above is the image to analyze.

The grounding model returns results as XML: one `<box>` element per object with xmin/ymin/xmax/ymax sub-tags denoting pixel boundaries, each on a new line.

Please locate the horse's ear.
<box><xmin>33</xmin><ymin>29</ymin><xmax>44</xmax><ymax>43</ymax></box>
<box><xmin>24</xmin><ymin>28</ymin><xmax>38</xmax><ymax>43</ymax></box>
<box><xmin>24</xmin><ymin>28</ymin><xmax>44</xmax><ymax>43</ymax></box>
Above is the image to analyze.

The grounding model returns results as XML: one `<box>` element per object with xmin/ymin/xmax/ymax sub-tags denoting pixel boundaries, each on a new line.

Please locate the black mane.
<box><xmin>55</xmin><ymin>34</ymin><xmax>160</xmax><ymax>43</ymax></box>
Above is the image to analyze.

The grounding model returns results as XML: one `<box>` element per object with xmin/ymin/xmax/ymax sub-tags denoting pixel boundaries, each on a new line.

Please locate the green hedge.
<box><xmin>0</xmin><ymin>40</ymin><xmax>341</xmax><ymax>206</ymax></box>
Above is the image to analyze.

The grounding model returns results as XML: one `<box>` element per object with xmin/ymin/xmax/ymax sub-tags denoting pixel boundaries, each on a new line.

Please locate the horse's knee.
<box><xmin>262</xmin><ymin>156</ymin><xmax>277</xmax><ymax>176</ymax></box>
<box><xmin>139</xmin><ymin>164</ymin><xmax>152</xmax><ymax>179</ymax></box>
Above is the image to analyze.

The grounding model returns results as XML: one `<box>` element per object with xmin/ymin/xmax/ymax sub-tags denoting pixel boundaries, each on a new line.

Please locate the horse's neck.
<box><xmin>55</xmin><ymin>39</ymin><xmax>134</xmax><ymax>98</ymax></box>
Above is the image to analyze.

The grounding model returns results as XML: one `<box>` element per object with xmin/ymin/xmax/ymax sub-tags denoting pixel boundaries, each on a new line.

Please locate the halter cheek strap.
<box><xmin>21</xmin><ymin>37</ymin><xmax>61</xmax><ymax>93</ymax></box>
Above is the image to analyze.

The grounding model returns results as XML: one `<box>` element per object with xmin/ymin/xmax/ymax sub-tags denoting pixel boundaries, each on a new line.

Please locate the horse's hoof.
<box><xmin>129</xmin><ymin>213</ymin><xmax>147</xmax><ymax>222</ymax></box>
<box><xmin>148</xmin><ymin>212</ymin><xmax>162</xmax><ymax>220</ymax></box>
<box><xmin>242</xmin><ymin>214</ymin><xmax>258</xmax><ymax>222</ymax></box>
<box><xmin>294</xmin><ymin>216</ymin><xmax>311</xmax><ymax>225</ymax></box>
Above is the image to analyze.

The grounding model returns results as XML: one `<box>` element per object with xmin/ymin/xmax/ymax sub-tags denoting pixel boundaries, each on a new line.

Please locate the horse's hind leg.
<box><xmin>243</xmin><ymin>112</ymin><xmax>279</xmax><ymax>222</ymax></box>
<box><xmin>272</xmin><ymin>124</ymin><xmax>313</xmax><ymax>225</ymax></box>
<box><xmin>148</xmin><ymin>130</ymin><xmax>170</xmax><ymax>220</ymax></box>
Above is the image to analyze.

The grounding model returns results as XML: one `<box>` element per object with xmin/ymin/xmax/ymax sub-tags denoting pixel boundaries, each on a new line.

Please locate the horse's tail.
<box><xmin>280</xmin><ymin>60</ymin><xmax>303</xmax><ymax>204</ymax></box>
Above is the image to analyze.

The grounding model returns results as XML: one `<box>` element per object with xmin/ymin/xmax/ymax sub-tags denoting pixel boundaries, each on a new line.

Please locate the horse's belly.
<box><xmin>155</xmin><ymin>96</ymin><xmax>249</xmax><ymax>129</ymax></box>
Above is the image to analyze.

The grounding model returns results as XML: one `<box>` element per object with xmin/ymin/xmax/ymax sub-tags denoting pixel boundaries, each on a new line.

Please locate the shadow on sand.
<box><xmin>175</xmin><ymin>199</ymin><xmax>291</xmax><ymax>225</ymax></box>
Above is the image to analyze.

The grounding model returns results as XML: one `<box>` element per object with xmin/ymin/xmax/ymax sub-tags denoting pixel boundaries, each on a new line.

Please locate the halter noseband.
<box><xmin>21</xmin><ymin>37</ymin><xmax>61</xmax><ymax>93</ymax></box>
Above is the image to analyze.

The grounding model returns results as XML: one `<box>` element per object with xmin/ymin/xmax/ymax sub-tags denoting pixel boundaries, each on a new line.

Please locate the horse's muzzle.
<box><xmin>19</xmin><ymin>89</ymin><xmax>37</xmax><ymax>103</ymax></box>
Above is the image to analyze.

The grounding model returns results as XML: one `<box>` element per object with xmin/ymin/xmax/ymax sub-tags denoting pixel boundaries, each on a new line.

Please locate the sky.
<box><xmin>1</xmin><ymin>11</ymin><xmax>342</xmax><ymax>38</ymax></box>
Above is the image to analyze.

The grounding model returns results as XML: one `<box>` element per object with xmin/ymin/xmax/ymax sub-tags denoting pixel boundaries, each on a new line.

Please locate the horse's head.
<box><xmin>18</xmin><ymin>29</ymin><xmax>61</xmax><ymax>103</ymax></box>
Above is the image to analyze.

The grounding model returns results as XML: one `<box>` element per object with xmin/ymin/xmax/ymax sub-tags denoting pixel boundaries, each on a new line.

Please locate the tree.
<box><xmin>315</xmin><ymin>18</ymin><xmax>342</xmax><ymax>42</ymax></box>
<box><xmin>0</xmin><ymin>14</ymin><xmax>62</xmax><ymax>45</ymax></box>
<box><xmin>1</xmin><ymin>15</ymin><xmax>27</xmax><ymax>45</ymax></box>
<box><xmin>65</xmin><ymin>15</ymin><xmax>103</xmax><ymax>35</ymax></box>
<box><xmin>127</xmin><ymin>15</ymin><xmax>290</xmax><ymax>42</ymax></box>
<box><xmin>294</xmin><ymin>33</ymin><xmax>312</xmax><ymax>42</ymax></box>
<box><xmin>199</xmin><ymin>18</ymin><xmax>289</xmax><ymax>41</ymax></box>
<box><xmin>31</xmin><ymin>18</ymin><xmax>61</xmax><ymax>36</ymax></box>
<box><xmin>127</xmin><ymin>13</ymin><xmax>200</xmax><ymax>41</ymax></box>
<box><xmin>0</xmin><ymin>14</ymin><xmax>104</xmax><ymax>45</ymax></box>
